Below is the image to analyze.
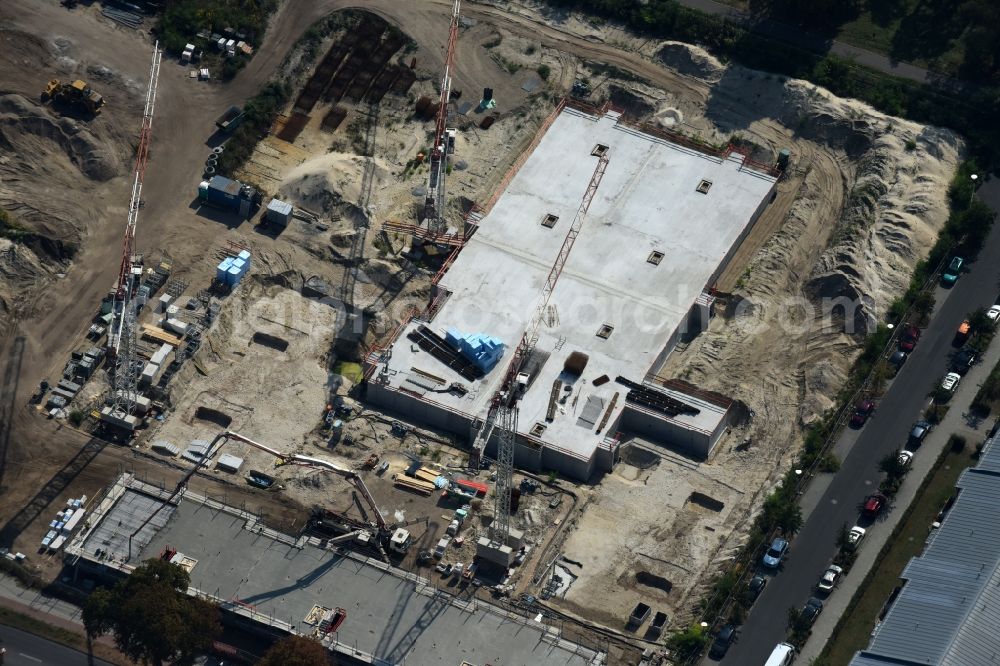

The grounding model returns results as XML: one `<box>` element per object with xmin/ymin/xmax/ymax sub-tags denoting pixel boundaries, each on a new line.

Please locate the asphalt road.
<box><xmin>0</xmin><ymin>625</ymin><xmax>113</xmax><ymax>666</ymax></box>
<box><xmin>719</xmin><ymin>177</ymin><xmax>1000</xmax><ymax>665</ymax></box>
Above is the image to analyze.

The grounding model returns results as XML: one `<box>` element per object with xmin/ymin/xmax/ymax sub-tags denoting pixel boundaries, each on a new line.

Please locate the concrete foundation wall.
<box><xmin>709</xmin><ymin>179</ymin><xmax>778</xmax><ymax>288</ymax></box>
<box><xmin>541</xmin><ymin>445</ymin><xmax>594</xmax><ymax>480</ymax></box>
<box><xmin>484</xmin><ymin>434</ymin><xmax>544</xmax><ymax>472</ymax></box>
<box><xmin>620</xmin><ymin>405</ymin><xmax>729</xmax><ymax>459</ymax></box>
<box><xmin>368</xmin><ymin>383</ymin><xmax>473</xmax><ymax>436</ymax></box>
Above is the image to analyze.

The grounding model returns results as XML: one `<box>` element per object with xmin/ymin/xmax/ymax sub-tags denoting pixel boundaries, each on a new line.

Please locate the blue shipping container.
<box><xmin>205</xmin><ymin>176</ymin><xmax>242</xmax><ymax>210</ymax></box>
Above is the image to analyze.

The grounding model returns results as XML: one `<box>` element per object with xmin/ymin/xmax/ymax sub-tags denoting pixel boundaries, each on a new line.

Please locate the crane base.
<box><xmin>476</xmin><ymin>537</ymin><xmax>513</xmax><ymax>567</ymax></box>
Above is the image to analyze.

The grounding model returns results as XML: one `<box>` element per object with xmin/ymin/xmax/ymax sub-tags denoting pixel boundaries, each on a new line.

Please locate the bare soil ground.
<box><xmin>0</xmin><ymin>0</ymin><xmax>962</xmax><ymax>652</ymax></box>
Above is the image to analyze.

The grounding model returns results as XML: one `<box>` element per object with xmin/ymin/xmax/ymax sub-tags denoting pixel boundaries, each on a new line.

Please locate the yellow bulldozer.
<box><xmin>41</xmin><ymin>79</ymin><xmax>105</xmax><ymax>115</ymax></box>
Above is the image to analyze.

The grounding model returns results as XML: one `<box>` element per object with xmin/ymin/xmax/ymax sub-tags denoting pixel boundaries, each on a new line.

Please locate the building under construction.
<box><xmin>366</xmin><ymin>103</ymin><xmax>779</xmax><ymax>479</ymax></box>
<box><xmin>63</xmin><ymin>473</ymin><xmax>605</xmax><ymax>665</ymax></box>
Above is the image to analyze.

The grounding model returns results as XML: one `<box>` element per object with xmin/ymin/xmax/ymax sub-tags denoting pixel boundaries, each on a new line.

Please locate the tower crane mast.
<box><xmin>421</xmin><ymin>0</ymin><xmax>461</xmax><ymax>233</ymax></box>
<box><xmin>107</xmin><ymin>44</ymin><xmax>162</xmax><ymax>419</ymax></box>
<box><xmin>477</xmin><ymin>152</ymin><xmax>610</xmax><ymax>545</ymax></box>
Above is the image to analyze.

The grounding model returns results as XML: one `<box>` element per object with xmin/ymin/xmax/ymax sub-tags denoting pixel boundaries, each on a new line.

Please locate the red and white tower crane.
<box><xmin>475</xmin><ymin>150</ymin><xmax>610</xmax><ymax>551</ymax></box>
<box><xmin>107</xmin><ymin>44</ymin><xmax>162</xmax><ymax>421</ymax></box>
<box><xmin>421</xmin><ymin>0</ymin><xmax>461</xmax><ymax>233</ymax></box>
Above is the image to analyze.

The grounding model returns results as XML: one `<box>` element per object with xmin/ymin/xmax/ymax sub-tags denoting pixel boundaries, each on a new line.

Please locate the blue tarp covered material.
<box><xmin>445</xmin><ymin>328</ymin><xmax>506</xmax><ymax>373</ymax></box>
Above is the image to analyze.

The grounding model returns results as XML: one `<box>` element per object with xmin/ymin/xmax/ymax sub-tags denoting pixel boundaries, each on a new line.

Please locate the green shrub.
<box><xmin>154</xmin><ymin>0</ymin><xmax>279</xmax><ymax>55</ymax></box>
<box><xmin>215</xmin><ymin>81</ymin><xmax>290</xmax><ymax>176</ymax></box>
<box><xmin>537</xmin><ymin>64</ymin><xmax>551</xmax><ymax>80</ymax></box>
<box><xmin>948</xmin><ymin>434</ymin><xmax>967</xmax><ymax>452</ymax></box>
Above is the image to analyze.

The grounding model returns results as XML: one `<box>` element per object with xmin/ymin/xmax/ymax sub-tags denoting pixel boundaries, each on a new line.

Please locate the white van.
<box><xmin>764</xmin><ymin>642</ymin><xmax>795</xmax><ymax>666</ymax></box>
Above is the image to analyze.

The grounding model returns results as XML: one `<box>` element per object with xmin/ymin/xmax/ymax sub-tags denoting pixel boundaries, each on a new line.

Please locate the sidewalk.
<box><xmin>0</xmin><ymin>574</ymin><xmax>131</xmax><ymax>664</ymax></box>
<box><xmin>795</xmin><ymin>313</ymin><xmax>1000</xmax><ymax>662</ymax></box>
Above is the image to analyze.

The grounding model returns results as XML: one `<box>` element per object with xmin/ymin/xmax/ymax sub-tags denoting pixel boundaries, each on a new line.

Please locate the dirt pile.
<box><xmin>0</xmin><ymin>94</ymin><xmax>121</xmax><ymax>182</ymax></box>
<box><xmin>656</xmin><ymin>41</ymin><xmax>724</xmax><ymax>82</ymax></box>
<box><xmin>0</xmin><ymin>237</ymin><xmax>49</xmax><ymax>332</ymax></box>
<box><xmin>278</xmin><ymin>151</ymin><xmax>391</xmax><ymax>218</ymax></box>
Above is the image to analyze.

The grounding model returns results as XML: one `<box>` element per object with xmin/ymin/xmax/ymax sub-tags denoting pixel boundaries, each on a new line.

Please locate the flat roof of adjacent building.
<box><xmin>379</xmin><ymin>106</ymin><xmax>775</xmax><ymax>460</ymax></box>
<box><xmin>67</xmin><ymin>476</ymin><xmax>602</xmax><ymax>665</ymax></box>
<box><xmin>850</xmin><ymin>433</ymin><xmax>1000</xmax><ymax>666</ymax></box>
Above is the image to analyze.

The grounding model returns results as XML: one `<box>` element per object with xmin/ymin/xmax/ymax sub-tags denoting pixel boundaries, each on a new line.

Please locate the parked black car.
<box><xmin>801</xmin><ymin>597</ymin><xmax>824</xmax><ymax>626</ymax></box>
<box><xmin>951</xmin><ymin>347</ymin><xmax>977</xmax><ymax>375</ymax></box>
<box><xmin>746</xmin><ymin>574</ymin><xmax>768</xmax><ymax>603</ymax></box>
<box><xmin>709</xmin><ymin>624</ymin><xmax>738</xmax><ymax>659</ymax></box>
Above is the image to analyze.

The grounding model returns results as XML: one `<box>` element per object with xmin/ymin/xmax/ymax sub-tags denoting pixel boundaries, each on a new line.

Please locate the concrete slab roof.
<box><xmin>121</xmin><ymin>491</ymin><xmax>602</xmax><ymax>665</ymax></box>
<box><xmin>77</xmin><ymin>488</ymin><xmax>177</xmax><ymax>564</ymax></box>
<box><xmin>380</xmin><ymin>107</ymin><xmax>774</xmax><ymax>459</ymax></box>
<box><xmin>67</xmin><ymin>477</ymin><xmax>602</xmax><ymax>664</ymax></box>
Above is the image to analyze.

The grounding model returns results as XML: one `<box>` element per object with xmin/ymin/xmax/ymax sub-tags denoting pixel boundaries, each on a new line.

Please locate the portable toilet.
<box><xmin>216</xmin><ymin>257</ymin><xmax>233</xmax><ymax>283</ymax></box>
<box><xmin>227</xmin><ymin>265</ymin><xmax>241</xmax><ymax>286</ymax></box>
<box><xmin>777</xmin><ymin>148</ymin><xmax>791</xmax><ymax>170</ymax></box>
<box><xmin>237</xmin><ymin>249</ymin><xmax>251</xmax><ymax>270</ymax></box>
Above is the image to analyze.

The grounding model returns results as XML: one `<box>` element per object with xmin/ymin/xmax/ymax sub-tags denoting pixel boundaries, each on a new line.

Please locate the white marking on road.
<box><xmin>19</xmin><ymin>652</ymin><xmax>43</xmax><ymax>662</ymax></box>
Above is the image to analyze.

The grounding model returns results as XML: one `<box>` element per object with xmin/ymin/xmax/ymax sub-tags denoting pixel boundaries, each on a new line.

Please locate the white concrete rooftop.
<box><xmin>381</xmin><ymin>106</ymin><xmax>776</xmax><ymax>461</ymax></box>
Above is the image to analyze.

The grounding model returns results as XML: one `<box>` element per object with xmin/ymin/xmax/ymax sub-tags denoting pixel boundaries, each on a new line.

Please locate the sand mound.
<box><xmin>278</xmin><ymin>152</ymin><xmax>390</xmax><ymax>219</ymax></box>
<box><xmin>0</xmin><ymin>94</ymin><xmax>120</xmax><ymax>181</ymax></box>
<box><xmin>656</xmin><ymin>41</ymin><xmax>724</xmax><ymax>82</ymax></box>
<box><xmin>800</xmin><ymin>108</ymin><xmax>960</xmax><ymax>333</ymax></box>
<box><xmin>655</xmin><ymin>55</ymin><xmax>962</xmax><ymax>433</ymax></box>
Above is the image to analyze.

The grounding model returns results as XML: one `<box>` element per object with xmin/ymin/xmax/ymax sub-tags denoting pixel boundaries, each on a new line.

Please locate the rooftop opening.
<box><xmin>648</xmin><ymin>251</ymin><xmax>664</xmax><ymax>265</ymax></box>
<box><xmin>696</xmin><ymin>179</ymin><xmax>713</xmax><ymax>194</ymax></box>
<box><xmin>592</xmin><ymin>143</ymin><xmax>609</xmax><ymax>157</ymax></box>
<box><xmin>530</xmin><ymin>422</ymin><xmax>547</xmax><ymax>437</ymax></box>
<box><xmin>596</xmin><ymin>324</ymin><xmax>614</xmax><ymax>339</ymax></box>
<box><xmin>541</xmin><ymin>213</ymin><xmax>559</xmax><ymax>228</ymax></box>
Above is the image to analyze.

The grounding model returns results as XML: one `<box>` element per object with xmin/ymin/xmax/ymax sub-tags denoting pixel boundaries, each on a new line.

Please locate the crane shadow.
<box><xmin>0</xmin><ymin>335</ymin><xmax>26</xmax><ymax>491</ymax></box>
<box><xmin>0</xmin><ymin>435</ymin><xmax>106</xmax><ymax>547</ymax></box>
<box><xmin>239</xmin><ymin>549</ymin><xmax>345</xmax><ymax>605</ymax></box>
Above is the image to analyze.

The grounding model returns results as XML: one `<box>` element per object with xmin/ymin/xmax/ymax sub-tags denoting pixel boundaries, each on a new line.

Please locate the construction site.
<box><xmin>0</xmin><ymin>0</ymin><xmax>966</xmax><ymax>663</ymax></box>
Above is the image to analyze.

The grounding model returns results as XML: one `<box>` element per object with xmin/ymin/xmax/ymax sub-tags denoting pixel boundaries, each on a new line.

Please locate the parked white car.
<box><xmin>941</xmin><ymin>372</ymin><xmax>961</xmax><ymax>393</ymax></box>
<box><xmin>817</xmin><ymin>565</ymin><xmax>844</xmax><ymax>592</ymax></box>
<box><xmin>846</xmin><ymin>526</ymin><xmax>866</xmax><ymax>550</ymax></box>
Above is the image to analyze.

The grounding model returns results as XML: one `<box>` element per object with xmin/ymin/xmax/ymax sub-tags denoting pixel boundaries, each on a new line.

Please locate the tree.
<box><xmin>834</xmin><ymin>522</ymin><xmax>850</xmax><ymax>552</ymax></box>
<box><xmin>259</xmin><ymin>635</ymin><xmax>331</xmax><ymax>666</ymax></box>
<box><xmin>878</xmin><ymin>451</ymin><xmax>908</xmax><ymax>482</ymax></box>
<box><xmin>666</xmin><ymin>625</ymin><xmax>708</xmax><ymax>662</ymax></box>
<box><xmin>912</xmin><ymin>290</ymin><xmax>935</xmax><ymax>324</ymax></box>
<box><xmin>83</xmin><ymin>558</ymin><xmax>220</xmax><ymax>665</ymax></box>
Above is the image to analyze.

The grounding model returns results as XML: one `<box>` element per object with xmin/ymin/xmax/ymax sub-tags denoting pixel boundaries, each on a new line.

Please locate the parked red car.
<box><xmin>850</xmin><ymin>399</ymin><xmax>876</xmax><ymax>428</ymax></box>
<box><xmin>862</xmin><ymin>493</ymin><xmax>887</xmax><ymax>518</ymax></box>
<box><xmin>899</xmin><ymin>324</ymin><xmax>920</xmax><ymax>352</ymax></box>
